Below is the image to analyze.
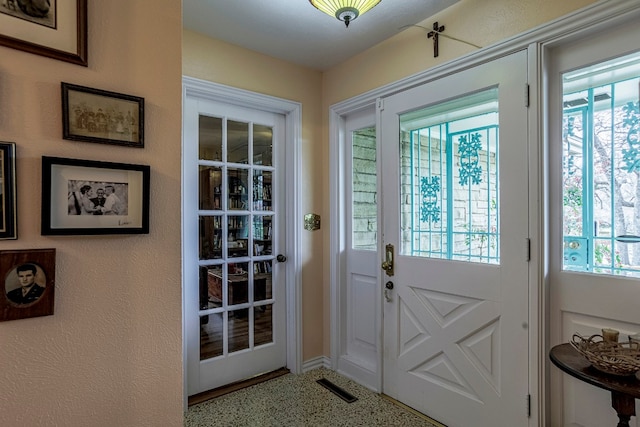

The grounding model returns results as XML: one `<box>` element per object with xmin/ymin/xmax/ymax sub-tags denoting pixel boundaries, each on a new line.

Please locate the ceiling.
<box><xmin>182</xmin><ymin>0</ymin><xmax>459</xmax><ymax>71</ymax></box>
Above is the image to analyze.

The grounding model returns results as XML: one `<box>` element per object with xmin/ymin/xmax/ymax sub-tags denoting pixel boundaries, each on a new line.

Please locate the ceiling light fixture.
<box><xmin>309</xmin><ymin>0</ymin><xmax>381</xmax><ymax>28</ymax></box>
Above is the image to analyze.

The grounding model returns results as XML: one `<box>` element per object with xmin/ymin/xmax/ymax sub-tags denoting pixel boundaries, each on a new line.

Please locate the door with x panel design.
<box><xmin>380</xmin><ymin>51</ymin><xmax>530</xmax><ymax>427</ymax></box>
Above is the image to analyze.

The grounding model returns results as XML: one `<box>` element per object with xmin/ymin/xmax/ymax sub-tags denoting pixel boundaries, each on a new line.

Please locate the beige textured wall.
<box><xmin>320</xmin><ymin>0</ymin><xmax>597</xmax><ymax>354</ymax></box>
<box><xmin>182</xmin><ymin>31</ymin><xmax>324</xmax><ymax>360</ymax></box>
<box><xmin>0</xmin><ymin>1</ymin><xmax>183</xmax><ymax>426</ymax></box>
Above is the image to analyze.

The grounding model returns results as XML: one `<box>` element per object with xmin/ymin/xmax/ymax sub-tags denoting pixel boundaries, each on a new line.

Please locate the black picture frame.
<box><xmin>0</xmin><ymin>248</ymin><xmax>56</xmax><ymax>322</ymax></box>
<box><xmin>41</xmin><ymin>156</ymin><xmax>150</xmax><ymax>235</ymax></box>
<box><xmin>61</xmin><ymin>82</ymin><xmax>145</xmax><ymax>148</ymax></box>
<box><xmin>0</xmin><ymin>0</ymin><xmax>87</xmax><ymax>66</ymax></box>
<box><xmin>0</xmin><ymin>142</ymin><xmax>17</xmax><ymax>240</ymax></box>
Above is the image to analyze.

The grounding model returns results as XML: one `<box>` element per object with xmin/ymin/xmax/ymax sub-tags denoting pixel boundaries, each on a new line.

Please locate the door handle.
<box><xmin>384</xmin><ymin>281</ymin><xmax>394</xmax><ymax>302</ymax></box>
<box><xmin>381</xmin><ymin>244</ymin><xmax>394</xmax><ymax>276</ymax></box>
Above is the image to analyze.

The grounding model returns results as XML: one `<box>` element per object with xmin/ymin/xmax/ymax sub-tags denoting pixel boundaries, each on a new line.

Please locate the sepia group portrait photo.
<box><xmin>62</xmin><ymin>83</ymin><xmax>145</xmax><ymax>147</ymax></box>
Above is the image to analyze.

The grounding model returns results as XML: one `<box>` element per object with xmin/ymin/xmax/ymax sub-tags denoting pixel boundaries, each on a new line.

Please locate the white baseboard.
<box><xmin>302</xmin><ymin>356</ymin><xmax>331</xmax><ymax>372</ymax></box>
<box><xmin>336</xmin><ymin>356</ymin><xmax>379</xmax><ymax>393</ymax></box>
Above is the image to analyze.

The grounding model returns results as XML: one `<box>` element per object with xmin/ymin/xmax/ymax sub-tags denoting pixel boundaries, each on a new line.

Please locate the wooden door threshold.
<box><xmin>381</xmin><ymin>394</ymin><xmax>447</xmax><ymax>427</ymax></box>
<box><xmin>188</xmin><ymin>367</ymin><xmax>290</xmax><ymax>406</ymax></box>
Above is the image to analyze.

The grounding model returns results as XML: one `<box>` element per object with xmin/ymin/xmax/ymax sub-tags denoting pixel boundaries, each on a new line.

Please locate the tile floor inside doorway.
<box><xmin>185</xmin><ymin>368</ymin><xmax>444</xmax><ymax>426</ymax></box>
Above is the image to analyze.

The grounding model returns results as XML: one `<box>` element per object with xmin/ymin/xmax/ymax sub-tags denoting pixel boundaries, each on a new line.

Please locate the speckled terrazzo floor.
<box><xmin>185</xmin><ymin>368</ymin><xmax>443</xmax><ymax>427</ymax></box>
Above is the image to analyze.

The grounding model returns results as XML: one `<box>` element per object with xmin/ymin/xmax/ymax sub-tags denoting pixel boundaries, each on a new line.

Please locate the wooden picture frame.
<box><xmin>0</xmin><ymin>142</ymin><xmax>17</xmax><ymax>240</ymax></box>
<box><xmin>41</xmin><ymin>156</ymin><xmax>150</xmax><ymax>235</ymax></box>
<box><xmin>0</xmin><ymin>0</ymin><xmax>87</xmax><ymax>66</ymax></box>
<box><xmin>62</xmin><ymin>82</ymin><xmax>145</xmax><ymax>148</ymax></box>
<box><xmin>1</xmin><ymin>248</ymin><xmax>55</xmax><ymax>322</ymax></box>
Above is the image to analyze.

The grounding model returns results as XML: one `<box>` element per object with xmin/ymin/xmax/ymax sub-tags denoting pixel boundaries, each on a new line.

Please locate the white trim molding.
<box><xmin>302</xmin><ymin>356</ymin><xmax>332</xmax><ymax>372</ymax></box>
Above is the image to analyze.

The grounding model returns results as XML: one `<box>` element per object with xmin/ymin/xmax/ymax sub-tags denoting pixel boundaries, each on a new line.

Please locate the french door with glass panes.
<box><xmin>184</xmin><ymin>96</ymin><xmax>286</xmax><ymax>395</ymax></box>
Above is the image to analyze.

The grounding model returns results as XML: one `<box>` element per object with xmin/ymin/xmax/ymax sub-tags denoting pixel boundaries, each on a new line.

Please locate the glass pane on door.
<box><xmin>254</xmin><ymin>260</ymin><xmax>272</xmax><ymax>301</ymax></box>
<box><xmin>352</xmin><ymin>126</ymin><xmax>377</xmax><ymax>251</ymax></box>
<box><xmin>199</xmin><ymin>217</ymin><xmax>222</xmax><ymax>260</ymax></box>
<box><xmin>228</xmin><ymin>168</ymin><xmax>249</xmax><ymax>210</ymax></box>
<box><xmin>253</xmin><ymin>170</ymin><xmax>272</xmax><ymax>211</ymax></box>
<box><xmin>228</xmin><ymin>120</ymin><xmax>249</xmax><ymax>164</ymax></box>
<box><xmin>198</xmin><ymin>166</ymin><xmax>222</xmax><ymax>210</ymax></box>
<box><xmin>255</xmin><ymin>305</ymin><xmax>273</xmax><ymax>347</ymax></box>
<box><xmin>253</xmin><ymin>216</ymin><xmax>272</xmax><ymax>255</ymax></box>
<box><xmin>399</xmin><ymin>89</ymin><xmax>500</xmax><ymax>264</ymax></box>
<box><xmin>254</xmin><ymin>124</ymin><xmax>273</xmax><ymax>166</ymax></box>
<box><xmin>228</xmin><ymin>215</ymin><xmax>248</xmax><ymax>258</ymax></box>
<box><xmin>197</xmin><ymin>115</ymin><xmax>276</xmax><ymax>361</ymax></box>
<box><xmin>199</xmin><ymin>116</ymin><xmax>222</xmax><ymax>161</ymax></box>
<box><xmin>200</xmin><ymin>312</ymin><xmax>223</xmax><ymax>360</ymax></box>
<box><xmin>561</xmin><ymin>51</ymin><xmax>640</xmax><ymax>277</ymax></box>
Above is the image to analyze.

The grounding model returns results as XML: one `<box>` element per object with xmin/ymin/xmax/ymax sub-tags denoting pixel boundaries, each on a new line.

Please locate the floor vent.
<box><xmin>316</xmin><ymin>378</ymin><xmax>358</xmax><ymax>403</ymax></box>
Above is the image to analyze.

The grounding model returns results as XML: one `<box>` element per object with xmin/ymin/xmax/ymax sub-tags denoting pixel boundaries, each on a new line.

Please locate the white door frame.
<box><xmin>329</xmin><ymin>98</ymin><xmax>383</xmax><ymax>389</ymax></box>
<box><xmin>182</xmin><ymin>76</ymin><xmax>302</xmax><ymax>407</ymax></box>
<box><xmin>329</xmin><ymin>1</ymin><xmax>640</xmax><ymax>425</ymax></box>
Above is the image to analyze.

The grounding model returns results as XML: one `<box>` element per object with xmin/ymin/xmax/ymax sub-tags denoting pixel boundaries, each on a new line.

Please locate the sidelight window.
<box><xmin>562</xmin><ymin>51</ymin><xmax>640</xmax><ymax>277</ymax></box>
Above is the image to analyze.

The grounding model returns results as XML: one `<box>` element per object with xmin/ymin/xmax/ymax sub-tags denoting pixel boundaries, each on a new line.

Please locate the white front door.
<box><xmin>184</xmin><ymin>93</ymin><xmax>287</xmax><ymax>395</ymax></box>
<box><xmin>547</xmin><ymin>19</ymin><xmax>640</xmax><ymax>427</ymax></box>
<box><xmin>380</xmin><ymin>51</ymin><xmax>530</xmax><ymax>426</ymax></box>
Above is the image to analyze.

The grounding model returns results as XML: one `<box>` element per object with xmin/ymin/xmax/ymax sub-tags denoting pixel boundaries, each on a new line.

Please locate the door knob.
<box><xmin>384</xmin><ymin>281</ymin><xmax>394</xmax><ymax>302</ymax></box>
<box><xmin>276</xmin><ymin>254</ymin><xmax>287</xmax><ymax>263</ymax></box>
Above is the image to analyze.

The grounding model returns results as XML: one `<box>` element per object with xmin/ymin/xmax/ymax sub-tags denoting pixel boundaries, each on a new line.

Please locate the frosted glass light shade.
<box><xmin>309</xmin><ymin>0</ymin><xmax>381</xmax><ymax>27</ymax></box>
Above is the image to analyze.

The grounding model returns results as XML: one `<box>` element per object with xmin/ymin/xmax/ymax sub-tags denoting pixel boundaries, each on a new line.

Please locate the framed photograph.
<box><xmin>1</xmin><ymin>248</ymin><xmax>55</xmax><ymax>322</ymax></box>
<box><xmin>0</xmin><ymin>0</ymin><xmax>87</xmax><ymax>66</ymax></box>
<box><xmin>0</xmin><ymin>142</ymin><xmax>17</xmax><ymax>240</ymax></box>
<box><xmin>62</xmin><ymin>82</ymin><xmax>145</xmax><ymax>148</ymax></box>
<box><xmin>42</xmin><ymin>156</ymin><xmax>150</xmax><ymax>235</ymax></box>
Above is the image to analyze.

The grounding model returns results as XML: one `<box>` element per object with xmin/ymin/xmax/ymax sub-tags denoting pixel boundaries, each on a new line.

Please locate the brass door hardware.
<box><xmin>304</xmin><ymin>213</ymin><xmax>321</xmax><ymax>231</ymax></box>
<box><xmin>381</xmin><ymin>243</ymin><xmax>394</xmax><ymax>276</ymax></box>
